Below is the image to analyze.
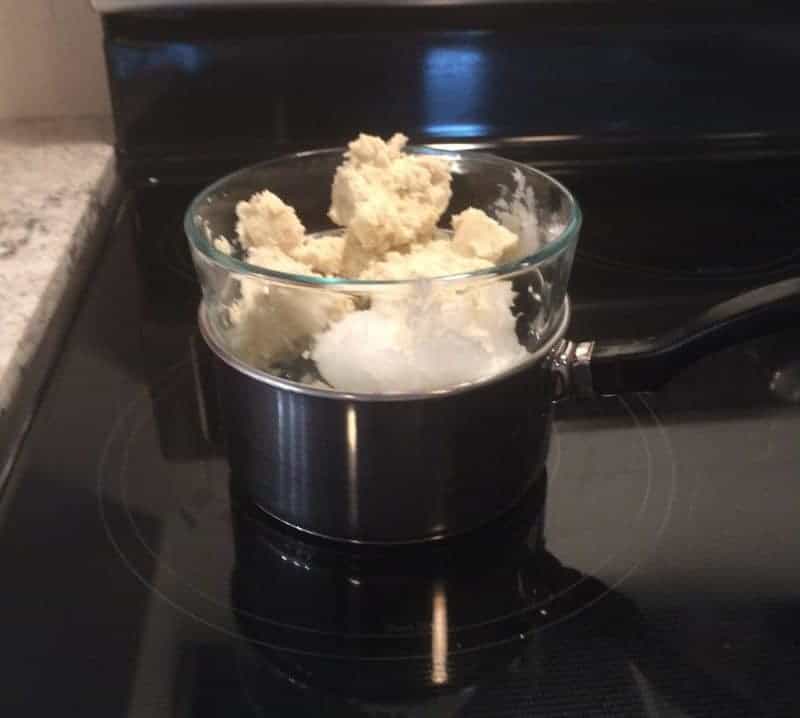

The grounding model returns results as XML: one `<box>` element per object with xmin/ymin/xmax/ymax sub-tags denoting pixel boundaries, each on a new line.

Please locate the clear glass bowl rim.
<box><xmin>184</xmin><ymin>145</ymin><xmax>582</xmax><ymax>290</ymax></box>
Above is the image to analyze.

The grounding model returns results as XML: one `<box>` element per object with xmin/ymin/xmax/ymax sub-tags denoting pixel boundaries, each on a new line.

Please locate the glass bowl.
<box><xmin>185</xmin><ymin>147</ymin><xmax>581</xmax><ymax>396</ymax></box>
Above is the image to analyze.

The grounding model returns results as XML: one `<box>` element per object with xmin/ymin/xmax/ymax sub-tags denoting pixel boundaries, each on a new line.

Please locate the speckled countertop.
<box><xmin>0</xmin><ymin>116</ymin><xmax>115</xmax><ymax>431</ymax></box>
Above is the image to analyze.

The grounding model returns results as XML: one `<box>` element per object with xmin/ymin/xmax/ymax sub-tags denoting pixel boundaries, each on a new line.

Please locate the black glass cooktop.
<box><xmin>1</xmin><ymin>155</ymin><xmax>799</xmax><ymax>717</ymax></box>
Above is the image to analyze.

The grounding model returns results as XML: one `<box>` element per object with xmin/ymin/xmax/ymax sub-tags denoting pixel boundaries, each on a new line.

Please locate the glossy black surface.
<box><xmin>104</xmin><ymin>9</ymin><xmax>800</xmax><ymax>180</ymax></box>
<box><xmin>1</xmin><ymin>148</ymin><xmax>799</xmax><ymax>714</ymax></box>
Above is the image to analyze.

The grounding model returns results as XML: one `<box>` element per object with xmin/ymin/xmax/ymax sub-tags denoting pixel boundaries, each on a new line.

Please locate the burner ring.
<box><xmin>98</xmin><ymin>363</ymin><xmax>678</xmax><ymax>660</ymax></box>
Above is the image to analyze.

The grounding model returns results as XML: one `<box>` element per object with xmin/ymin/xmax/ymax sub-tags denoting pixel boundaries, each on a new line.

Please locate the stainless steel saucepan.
<box><xmin>186</xmin><ymin>148</ymin><xmax>800</xmax><ymax>543</ymax></box>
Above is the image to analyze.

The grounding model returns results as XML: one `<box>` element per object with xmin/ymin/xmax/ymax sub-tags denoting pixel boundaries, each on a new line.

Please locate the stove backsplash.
<box><xmin>102</xmin><ymin>6</ymin><xmax>800</xmax><ymax>180</ymax></box>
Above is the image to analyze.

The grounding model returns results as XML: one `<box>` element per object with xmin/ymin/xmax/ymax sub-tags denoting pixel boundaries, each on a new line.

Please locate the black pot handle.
<box><xmin>582</xmin><ymin>277</ymin><xmax>800</xmax><ymax>395</ymax></box>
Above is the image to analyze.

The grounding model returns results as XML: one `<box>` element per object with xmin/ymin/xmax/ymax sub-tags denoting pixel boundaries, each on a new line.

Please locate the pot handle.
<box><xmin>566</xmin><ymin>277</ymin><xmax>800</xmax><ymax>396</ymax></box>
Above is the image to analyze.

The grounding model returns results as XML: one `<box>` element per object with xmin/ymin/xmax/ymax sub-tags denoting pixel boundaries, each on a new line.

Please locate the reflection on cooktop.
<box><xmin>171</xmin><ymin>530</ymin><xmax>759</xmax><ymax>717</ymax></box>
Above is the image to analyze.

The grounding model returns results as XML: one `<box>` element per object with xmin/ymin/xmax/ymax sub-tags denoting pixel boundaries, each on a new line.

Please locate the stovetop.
<box><xmin>1</xmin><ymin>154</ymin><xmax>799</xmax><ymax>717</ymax></box>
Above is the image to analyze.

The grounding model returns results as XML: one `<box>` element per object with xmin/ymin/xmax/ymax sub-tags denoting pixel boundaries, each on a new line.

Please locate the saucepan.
<box><xmin>185</xmin><ymin>148</ymin><xmax>799</xmax><ymax>543</ymax></box>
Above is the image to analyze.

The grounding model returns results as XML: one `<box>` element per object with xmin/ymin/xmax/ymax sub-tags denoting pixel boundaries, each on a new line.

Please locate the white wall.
<box><xmin>0</xmin><ymin>0</ymin><xmax>111</xmax><ymax>119</ymax></box>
